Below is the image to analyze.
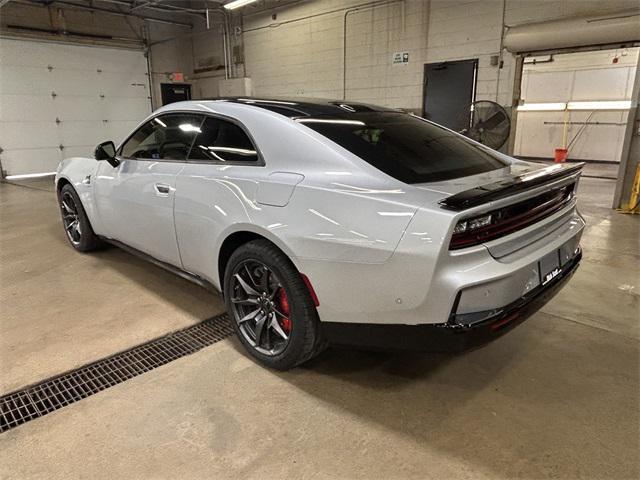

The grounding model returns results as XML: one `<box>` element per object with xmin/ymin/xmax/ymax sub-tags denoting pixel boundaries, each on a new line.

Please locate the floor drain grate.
<box><xmin>0</xmin><ymin>313</ymin><xmax>234</xmax><ymax>433</ymax></box>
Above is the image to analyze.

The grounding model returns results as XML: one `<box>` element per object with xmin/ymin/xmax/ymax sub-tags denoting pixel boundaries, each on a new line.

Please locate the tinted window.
<box><xmin>120</xmin><ymin>114</ymin><xmax>203</xmax><ymax>160</ymax></box>
<box><xmin>301</xmin><ymin>112</ymin><xmax>508</xmax><ymax>183</ymax></box>
<box><xmin>188</xmin><ymin>117</ymin><xmax>258</xmax><ymax>163</ymax></box>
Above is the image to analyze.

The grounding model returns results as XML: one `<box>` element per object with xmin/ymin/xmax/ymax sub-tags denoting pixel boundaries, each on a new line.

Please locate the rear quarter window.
<box><xmin>300</xmin><ymin>112</ymin><xmax>508</xmax><ymax>183</ymax></box>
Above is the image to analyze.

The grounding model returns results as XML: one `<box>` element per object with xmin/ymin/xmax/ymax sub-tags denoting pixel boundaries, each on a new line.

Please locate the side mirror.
<box><xmin>94</xmin><ymin>141</ymin><xmax>119</xmax><ymax>168</ymax></box>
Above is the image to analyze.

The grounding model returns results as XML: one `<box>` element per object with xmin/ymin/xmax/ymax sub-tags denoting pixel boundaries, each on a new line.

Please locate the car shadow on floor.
<box><xmin>90</xmin><ymin>245</ymin><xmax>224</xmax><ymax>317</ymax></box>
<box><xmin>225</xmin><ymin>323</ymin><xmax>628</xmax><ymax>478</ymax></box>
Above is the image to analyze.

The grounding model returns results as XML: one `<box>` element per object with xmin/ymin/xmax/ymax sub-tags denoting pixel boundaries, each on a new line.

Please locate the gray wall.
<box><xmin>190</xmin><ymin>0</ymin><xmax>638</xmax><ymax>112</ymax></box>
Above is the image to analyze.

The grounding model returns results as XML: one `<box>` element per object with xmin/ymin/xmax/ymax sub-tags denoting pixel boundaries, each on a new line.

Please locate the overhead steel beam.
<box><xmin>96</xmin><ymin>0</ymin><xmax>207</xmax><ymax>17</ymax></box>
<box><xmin>15</xmin><ymin>0</ymin><xmax>193</xmax><ymax>27</ymax></box>
<box><xmin>130</xmin><ymin>0</ymin><xmax>155</xmax><ymax>12</ymax></box>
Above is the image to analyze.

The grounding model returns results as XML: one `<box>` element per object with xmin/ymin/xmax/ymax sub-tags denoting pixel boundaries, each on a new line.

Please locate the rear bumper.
<box><xmin>321</xmin><ymin>249</ymin><xmax>581</xmax><ymax>352</ymax></box>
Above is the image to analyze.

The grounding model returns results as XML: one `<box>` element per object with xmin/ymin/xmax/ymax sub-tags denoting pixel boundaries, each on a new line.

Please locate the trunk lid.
<box><xmin>414</xmin><ymin>161</ymin><xmax>582</xmax><ymax>210</ymax></box>
<box><xmin>414</xmin><ymin>161</ymin><xmax>584</xmax><ymax>258</ymax></box>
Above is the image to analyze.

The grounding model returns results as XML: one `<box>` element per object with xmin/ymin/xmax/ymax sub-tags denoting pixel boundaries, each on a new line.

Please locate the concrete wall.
<box><xmin>189</xmin><ymin>19</ymin><xmax>228</xmax><ymax>100</ymax></box>
<box><xmin>203</xmin><ymin>0</ymin><xmax>639</xmax><ymax>115</ymax></box>
<box><xmin>146</xmin><ymin>22</ymin><xmax>195</xmax><ymax>109</ymax></box>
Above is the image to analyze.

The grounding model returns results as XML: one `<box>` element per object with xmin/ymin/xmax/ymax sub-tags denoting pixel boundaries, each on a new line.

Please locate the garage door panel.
<box><xmin>522</xmin><ymin>71</ymin><xmax>573</xmax><ymax>102</ymax></box>
<box><xmin>0</xmin><ymin>40</ymin><xmax>141</xmax><ymax>72</ymax></box>
<box><xmin>87</xmin><ymin>49</ymin><xmax>148</xmax><ymax>73</ymax></box>
<box><xmin>0</xmin><ymin>94</ymin><xmax>57</xmax><ymax>122</ymax></box>
<box><xmin>103</xmin><ymin>97</ymin><xmax>151</xmax><ymax>121</ymax></box>
<box><xmin>0</xmin><ymin>122</ymin><xmax>59</xmax><ymax>150</ymax></box>
<box><xmin>0</xmin><ymin>148</ymin><xmax>62</xmax><ymax>176</ymax></box>
<box><xmin>0</xmin><ymin>65</ymin><xmax>54</xmax><ymax>95</ymax></box>
<box><xmin>514</xmin><ymin>110</ymin><xmax>626</xmax><ymax>162</ymax></box>
<box><xmin>572</xmin><ymin>68</ymin><xmax>629</xmax><ymax>101</ymax></box>
<box><xmin>57</xmin><ymin>121</ymin><xmax>111</xmax><ymax>149</ymax></box>
<box><xmin>98</xmin><ymin>72</ymin><xmax>150</xmax><ymax>98</ymax></box>
<box><xmin>0</xmin><ymin>39</ymin><xmax>151</xmax><ymax>176</ymax></box>
<box><xmin>63</xmin><ymin>145</ymin><xmax>98</xmax><ymax>160</ymax></box>
<box><xmin>56</xmin><ymin>98</ymin><xmax>108</xmax><ymax>122</ymax></box>
<box><xmin>0</xmin><ymin>41</ymin><xmax>56</xmax><ymax>67</ymax></box>
<box><xmin>50</xmin><ymin>70</ymin><xmax>105</xmax><ymax>96</ymax></box>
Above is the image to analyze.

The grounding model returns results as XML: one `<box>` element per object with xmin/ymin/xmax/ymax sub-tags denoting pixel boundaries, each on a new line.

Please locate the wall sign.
<box><xmin>392</xmin><ymin>51</ymin><xmax>409</xmax><ymax>65</ymax></box>
<box><xmin>170</xmin><ymin>72</ymin><xmax>184</xmax><ymax>82</ymax></box>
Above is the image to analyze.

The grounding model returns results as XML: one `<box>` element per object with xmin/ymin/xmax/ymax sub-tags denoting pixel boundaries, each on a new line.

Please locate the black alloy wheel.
<box><xmin>58</xmin><ymin>183</ymin><xmax>102</xmax><ymax>252</ymax></box>
<box><xmin>224</xmin><ymin>239</ymin><xmax>325</xmax><ymax>369</ymax></box>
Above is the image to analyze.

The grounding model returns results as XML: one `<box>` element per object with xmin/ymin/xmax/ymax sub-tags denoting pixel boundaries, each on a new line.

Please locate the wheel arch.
<box><xmin>56</xmin><ymin>176</ymin><xmax>72</xmax><ymax>196</ymax></box>
<box><xmin>216</xmin><ymin>226</ymin><xmax>299</xmax><ymax>294</ymax></box>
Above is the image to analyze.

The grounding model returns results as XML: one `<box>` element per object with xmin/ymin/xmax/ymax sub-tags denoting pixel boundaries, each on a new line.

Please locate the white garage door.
<box><xmin>0</xmin><ymin>38</ymin><xmax>151</xmax><ymax>177</ymax></box>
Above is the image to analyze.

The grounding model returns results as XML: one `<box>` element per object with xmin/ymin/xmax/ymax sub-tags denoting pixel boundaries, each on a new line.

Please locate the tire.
<box><xmin>58</xmin><ymin>183</ymin><xmax>103</xmax><ymax>252</ymax></box>
<box><xmin>224</xmin><ymin>239</ymin><xmax>325</xmax><ymax>370</ymax></box>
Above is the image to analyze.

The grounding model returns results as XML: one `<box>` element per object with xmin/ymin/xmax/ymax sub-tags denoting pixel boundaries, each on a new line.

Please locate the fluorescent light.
<box><xmin>517</xmin><ymin>102</ymin><xmax>566</xmax><ymax>111</ymax></box>
<box><xmin>517</xmin><ymin>100</ymin><xmax>633</xmax><ymax>112</ymax></box>
<box><xmin>5</xmin><ymin>172</ymin><xmax>56</xmax><ymax>180</ymax></box>
<box><xmin>153</xmin><ymin>118</ymin><xmax>167</xmax><ymax>128</ymax></box>
<box><xmin>567</xmin><ymin>100</ymin><xmax>632</xmax><ymax>110</ymax></box>
<box><xmin>223</xmin><ymin>0</ymin><xmax>258</xmax><ymax>10</ymax></box>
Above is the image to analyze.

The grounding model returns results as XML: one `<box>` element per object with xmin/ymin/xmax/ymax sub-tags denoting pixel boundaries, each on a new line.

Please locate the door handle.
<box><xmin>154</xmin><ymin>183</ymin><xmax>171</xmax><ymax>196</ymax></box>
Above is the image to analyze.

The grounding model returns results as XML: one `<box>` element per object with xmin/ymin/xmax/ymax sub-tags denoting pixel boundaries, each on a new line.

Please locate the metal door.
<box><xmin>160</xmin><ymin>83</ymin><xmax>192</xmax><ymax>106</ymax></box>
<box><xmin>423</xmin><ymin>59</ymin><xmax>478</xmax><ymax>132</ymax></box>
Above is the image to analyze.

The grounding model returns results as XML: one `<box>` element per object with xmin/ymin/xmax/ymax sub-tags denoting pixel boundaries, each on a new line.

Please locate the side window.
<box><xmin>120</xmin><ymin>114</ymin><xmax>203</xmax><ymax>160</ymax></box>
<box><xmin>188</xmin><ymin>117</ymin><xmax>259</xmax><ymax>163</ymax></box>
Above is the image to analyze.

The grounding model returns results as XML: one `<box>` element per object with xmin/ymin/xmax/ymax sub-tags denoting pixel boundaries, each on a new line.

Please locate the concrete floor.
<box><xmin>0</xmin><ymin>179</ymin><xmax>221</xmax><ymax>392</ymax></box>
<box><xmin>0</xmin><ymin>176</ymin><xmax>638</xmax><ymax>479</ymax></box>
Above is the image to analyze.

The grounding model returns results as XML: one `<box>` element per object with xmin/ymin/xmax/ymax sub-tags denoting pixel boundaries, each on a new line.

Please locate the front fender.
<box><xmin>56</xmin><ymin>157</ymin><xmax>102</xmax><ymax>233</ymax></box>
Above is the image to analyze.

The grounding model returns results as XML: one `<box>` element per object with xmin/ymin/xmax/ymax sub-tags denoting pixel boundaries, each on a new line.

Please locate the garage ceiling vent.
<box><xmin>504</xmin><ymin>11</ymin><xmax>640</xmax><ymax>53</ymax></box>
<box><xmin>0</xmin><ymin>314</ymin><xmax>233</xmax><ymax>433</ymax></box>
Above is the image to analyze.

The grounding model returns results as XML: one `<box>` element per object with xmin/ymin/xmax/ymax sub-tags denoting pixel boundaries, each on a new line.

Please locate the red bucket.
<box><xmin>554</xmin><ymin>148</ymin><xmax>568</xmax><ymax>163</ymax></box>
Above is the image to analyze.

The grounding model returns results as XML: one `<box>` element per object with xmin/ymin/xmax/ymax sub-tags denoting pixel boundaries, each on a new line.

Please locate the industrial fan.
<box><xmin>460</xmin><ymin>100</ymin><xmax>511</xmax><ymax>150</ymax></box>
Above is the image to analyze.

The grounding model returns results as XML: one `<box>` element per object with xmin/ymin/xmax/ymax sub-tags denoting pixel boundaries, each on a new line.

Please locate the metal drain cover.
<box><xmin>0</xmin><ymin>313</ymin><xmax>233</xmax><ymax>433</ymax></box>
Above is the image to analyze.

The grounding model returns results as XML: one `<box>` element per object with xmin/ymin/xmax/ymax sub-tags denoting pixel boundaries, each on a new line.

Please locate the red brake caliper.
<box><xmin>276</xmin><ymin>288</ymin><xmax>292</xmax><ymax>334</ymax></box>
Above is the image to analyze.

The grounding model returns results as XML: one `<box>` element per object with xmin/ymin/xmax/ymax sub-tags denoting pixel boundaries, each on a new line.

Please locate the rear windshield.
<box><xmin>300</xmin><ymin>112</ymin><xmax>508</xmax><ymax>183</ymax></box>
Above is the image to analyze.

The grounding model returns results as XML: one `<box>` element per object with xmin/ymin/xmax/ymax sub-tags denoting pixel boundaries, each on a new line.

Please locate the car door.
<box><xmin>174</xmin><ymin>115</ymin><xmax>263</xmax><ymax>286</ymax></box>
<box><xmin>94</xmin><ymin>113</ymin><xmax>204</xmax><ymax>266</ymax></box>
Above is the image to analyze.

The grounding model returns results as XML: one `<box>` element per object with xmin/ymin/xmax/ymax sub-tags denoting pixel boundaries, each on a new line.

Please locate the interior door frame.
<box><xmin>421</xmin><ymin>58</ymin><xmax>478</xmax><ymax>124</ymax></box>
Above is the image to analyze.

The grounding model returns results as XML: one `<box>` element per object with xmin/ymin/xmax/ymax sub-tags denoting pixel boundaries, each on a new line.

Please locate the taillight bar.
<box><xmin>450</xmin><ymin>183</ymin><xmax>575</xmax><ymax>250</ymax></box>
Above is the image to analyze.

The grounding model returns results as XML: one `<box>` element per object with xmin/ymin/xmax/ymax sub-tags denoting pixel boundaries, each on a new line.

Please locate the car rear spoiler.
<box><xmin>438</xmin><ymin>162</ymin><xmax>584</xmax><ymax>211</ymax></box>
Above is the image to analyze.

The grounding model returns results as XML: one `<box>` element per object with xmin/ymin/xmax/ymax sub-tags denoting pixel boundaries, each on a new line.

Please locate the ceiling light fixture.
<box><xmin>223</xmin><ymin>0</ymin><xmax>258</xmax><ymax>10</ymax></box>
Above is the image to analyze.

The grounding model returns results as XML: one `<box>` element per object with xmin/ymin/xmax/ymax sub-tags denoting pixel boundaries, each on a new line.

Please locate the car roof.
<box><xmin>185</xmin><ymin>97</ymin><xmax>402</xmax><ymax>119</ymax></box>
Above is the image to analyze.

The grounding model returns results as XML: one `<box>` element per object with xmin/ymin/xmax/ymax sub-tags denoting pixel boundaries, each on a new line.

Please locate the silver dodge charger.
<box><xmin>56</xmin><ymin>97</ymin><xmax>584</xmax><ymax>369</ymax></box>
